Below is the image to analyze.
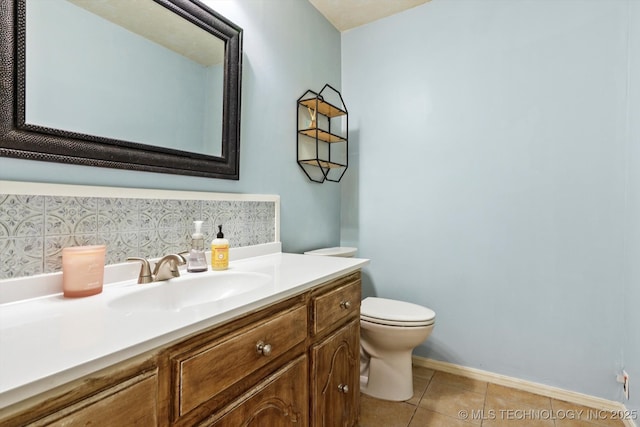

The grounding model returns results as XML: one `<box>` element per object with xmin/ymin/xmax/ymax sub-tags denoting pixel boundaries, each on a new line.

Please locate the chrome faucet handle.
<box><xmin>172</xmin><ymin>253</ymin><xmax>187</xmax><ymax>277</ymax></box>
<box><xmin>126</xmin><ymin>257</ymin><xmax>153</xmax><ymax>284</ymax></box>
<box><xmin>153</xmin><ymin>254</ymin><xmax>185</xmax><ymax>281</ymax></box>
<box><xmin>176</xmin><ymin>251</ymin><xmax>189</xmax><ymax>263</ymax></box>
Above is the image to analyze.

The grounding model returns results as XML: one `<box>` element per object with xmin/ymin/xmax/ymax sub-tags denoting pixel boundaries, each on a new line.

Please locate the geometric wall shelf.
<box><xmin>297</xmin><ymin>84</ymin><xmax>348</xmax><ymax>183</ymax></box>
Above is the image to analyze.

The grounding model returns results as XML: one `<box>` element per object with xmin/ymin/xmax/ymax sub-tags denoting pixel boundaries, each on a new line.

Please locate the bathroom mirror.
<box><xmin>0</xmin><ymin>0</ymin><xmax>243</xmax><ymax>179</ymax></box>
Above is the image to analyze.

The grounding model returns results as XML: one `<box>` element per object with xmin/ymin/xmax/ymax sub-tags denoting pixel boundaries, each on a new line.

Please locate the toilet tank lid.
<box><xmin>361</xmin><ymin>297</ymin><xmax>436</xmax><ymax>322</ymax></box>
<box><xmin>304</xmin><ymin>247</ymin><xmax>357</xmax><ymax>257</ymax></box>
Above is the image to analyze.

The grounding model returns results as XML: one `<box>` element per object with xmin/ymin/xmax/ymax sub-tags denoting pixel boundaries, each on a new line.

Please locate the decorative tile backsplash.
<box><xmin>0</xmin><ymin>193</ymin><xmax>277</xmax><ymax>280</ymax></box>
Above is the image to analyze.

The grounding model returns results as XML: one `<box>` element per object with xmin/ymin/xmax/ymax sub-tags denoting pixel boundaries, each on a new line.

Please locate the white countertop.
<box><xmin>0</xmin><ymin>245</ymin><xmax>369</xmax><ymax>408</ymax></box>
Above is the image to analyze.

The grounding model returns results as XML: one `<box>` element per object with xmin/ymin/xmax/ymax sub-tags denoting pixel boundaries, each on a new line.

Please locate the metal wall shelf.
<box><xmin>296</xmin><ymin>84</ymin><xmax>348</xmax><ymax>183</ymax></box>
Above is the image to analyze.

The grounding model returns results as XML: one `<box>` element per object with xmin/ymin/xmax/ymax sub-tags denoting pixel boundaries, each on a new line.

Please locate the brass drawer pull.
<box><xmin>338</xmin><ymin>384</ymin><xmax>349</xmax><ymax>393</ymax></box>
<box><xmin>256</xmin><ymin>341</ymin><xmax>272</xmax><ymax>356</ymax></box>
<box><xmin>340</xmin><ymin>300</ymin><xmax>352</xmax><ymax>310</ymax></box>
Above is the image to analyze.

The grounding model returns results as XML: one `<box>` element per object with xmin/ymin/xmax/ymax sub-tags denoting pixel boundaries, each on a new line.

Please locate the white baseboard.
<box><xmin>413</xmin><ymin>356</ymin><xmax>637</xmax><ymax>427</ymax></box>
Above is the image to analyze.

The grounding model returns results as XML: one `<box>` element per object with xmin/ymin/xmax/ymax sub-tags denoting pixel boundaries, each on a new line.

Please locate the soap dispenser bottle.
<box><xmin>187</xmin><ymin>221</ymin><xmax>208</xmax><ymax>272</ymax></box>
<box><xmin>211</xmin><ymin>225</ymin><xmax>229</xmax><ymax>271</ymax></box>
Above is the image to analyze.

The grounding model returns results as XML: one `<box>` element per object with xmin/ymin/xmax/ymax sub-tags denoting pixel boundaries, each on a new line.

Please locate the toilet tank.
<box><xmin>304</xmin><ymin>247</ymin><xmax>357</xmax><ymax>257</ymax></box>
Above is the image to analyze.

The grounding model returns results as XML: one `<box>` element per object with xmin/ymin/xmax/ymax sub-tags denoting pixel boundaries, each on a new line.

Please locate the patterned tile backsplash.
<box><xmin>0</xmin><ymin>193</ymin><xmax>277</xmax><ymax>280</ymax></box>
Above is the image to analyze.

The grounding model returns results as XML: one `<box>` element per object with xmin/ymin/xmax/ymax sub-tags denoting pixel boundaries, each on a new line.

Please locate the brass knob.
<box><xmin>340</xmin><ymin>300</ymin><xmax>352</xmax><ymax>310</ymax></box>
<box><xmin>338</xmin><ymin>384</ymin><xmax>349</xmax><ymax>393</ymax></box>
<box><xmin>256</xmin><ymin>341</ymin><xmax>272</xmax><ymax>356</ymax></box>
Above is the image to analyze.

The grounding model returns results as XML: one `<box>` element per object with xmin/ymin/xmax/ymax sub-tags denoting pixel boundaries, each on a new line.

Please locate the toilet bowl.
<box><xmin>360</xmin><ymin>297</ymin><xmax>435</xmax><ymax>401</ymax></box>
<box><xmin>304</xmin><ymin>246</ymin><xmax>436</xmax><ymax>402</ymax></box>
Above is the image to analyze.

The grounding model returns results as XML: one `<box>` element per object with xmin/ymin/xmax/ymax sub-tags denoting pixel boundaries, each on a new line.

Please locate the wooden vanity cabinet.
<box><xmin>0</xmin><ymin>271</ymin><xmax>362</xmax><ymax>427</ymax></box>
<box><xmin>310</xmin><ymin>273</ymin><xmax>361</xmax><ymax>427</ymax></box>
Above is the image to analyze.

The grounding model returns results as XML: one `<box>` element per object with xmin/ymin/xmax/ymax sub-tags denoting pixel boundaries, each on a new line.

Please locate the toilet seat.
<box><xmin>361</xmin><ymin>297</ymin><xmax>436</xmax><ymax>327</ymax></box>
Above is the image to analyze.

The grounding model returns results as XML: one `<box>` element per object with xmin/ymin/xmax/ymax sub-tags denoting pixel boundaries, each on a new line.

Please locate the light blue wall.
<box><xmin>625</xmin><ymin>0</ymin><xmax>640</xmax><ymax>413</ymax></box>
<box><xmin>342</xmin><ymin>0</ymin><xmax>631</xmax><ymax>402</ymax></box>
<box><xmin>0</xmin><ymin>0</ymin><xmax>342</xmax><ymax>255</ymax></box>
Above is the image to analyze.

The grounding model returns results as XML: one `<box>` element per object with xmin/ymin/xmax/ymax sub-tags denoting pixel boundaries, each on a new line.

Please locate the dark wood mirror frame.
<box><xmin>0</xmin><ymin>0</ymin><xmax>243</xmax><ymax>179</ymax></box>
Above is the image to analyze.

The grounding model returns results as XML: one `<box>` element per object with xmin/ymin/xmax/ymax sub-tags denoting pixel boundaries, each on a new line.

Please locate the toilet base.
<box><xmin>360</xmin><ymin>351</ymin><xmax>414</xmax><ymax>401</ymax></box>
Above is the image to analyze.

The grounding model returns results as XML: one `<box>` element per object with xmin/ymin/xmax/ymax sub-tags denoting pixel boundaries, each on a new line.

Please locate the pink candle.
<box><xmin>62</xmin><ymin>245</ymin><xmax>106</xmax><ymax>298</ymax></box>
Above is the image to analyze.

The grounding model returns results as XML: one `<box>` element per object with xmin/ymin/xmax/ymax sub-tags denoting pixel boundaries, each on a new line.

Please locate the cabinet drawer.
<box><xmin>312</xmin><ymin>279</ymin><xmax>360</xmax><ymax>336</ymax></box>
<box><xmin>27</xmin><ymin>371</ymin><xmax>158</xmax><ymax>427</ymax></box>
<box><xmin>175</xmin><ymin>305</ymin><xmax>307</xmax><ymax>417</ymax></box>
<box><xmin>202</xmin><ymin>356</ymin><xmax>309</xmax><ymax>426</ymax></box>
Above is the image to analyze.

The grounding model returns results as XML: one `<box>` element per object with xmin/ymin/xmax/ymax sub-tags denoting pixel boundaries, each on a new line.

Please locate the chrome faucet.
<box><xmin>127</xmin><ymin>253</ymin><xmax>187</xmax><ymax>284</ymax></box>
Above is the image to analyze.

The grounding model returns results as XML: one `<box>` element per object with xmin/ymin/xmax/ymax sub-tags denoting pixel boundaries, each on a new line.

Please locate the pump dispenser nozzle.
<box><xmin>193</xmin><ymin>221</ymin><xmax>203</xmax><ymax>241</ymax></box>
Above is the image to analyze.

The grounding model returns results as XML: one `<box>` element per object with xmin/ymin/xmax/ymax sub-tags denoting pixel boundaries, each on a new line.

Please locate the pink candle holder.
<box><xmin>62</xmin><ymin>245</ymin><xmax>106</xmax><ymax>298</ymax></box>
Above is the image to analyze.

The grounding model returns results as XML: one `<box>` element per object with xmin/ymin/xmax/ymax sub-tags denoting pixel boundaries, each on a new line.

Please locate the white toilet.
<box><xmin>360</xmin><ymin>297</ymin><xmax>435</xmax><ymax>401</ymax></box>
<box><xmin>304</xmin><ymin>247</ymin><xmax>436</xmax><ymax>402</ymax></box>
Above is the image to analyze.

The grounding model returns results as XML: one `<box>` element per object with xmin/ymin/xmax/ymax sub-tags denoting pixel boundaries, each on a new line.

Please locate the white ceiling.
<box><xmin>308</xmin><ymin>0</ymin><xmax>431</xmax><ymax>32</ymax></box>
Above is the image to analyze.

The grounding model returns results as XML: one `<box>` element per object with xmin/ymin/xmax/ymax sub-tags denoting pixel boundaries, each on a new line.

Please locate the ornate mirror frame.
<box><xmin>0</xmin><ymin>0</ymin><xmax>243</xmax><ymax>179</ymax></box>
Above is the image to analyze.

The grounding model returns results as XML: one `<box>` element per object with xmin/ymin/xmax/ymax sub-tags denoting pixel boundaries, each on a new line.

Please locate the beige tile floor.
<box><xmin>359</xmin><ymin>366</ymin><xmax>628</xmax><ymax>427</ymax></box>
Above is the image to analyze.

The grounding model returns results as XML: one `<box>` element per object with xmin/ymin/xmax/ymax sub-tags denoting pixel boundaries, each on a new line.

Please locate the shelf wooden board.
<box><xmin>299</xmin><ymin>159</ymin><xmax>345</xmax><ymax>169</ymax></box>
<box><xmin>299</xmin><ymin>98</ymin><xmax>346</xmax><ymax>118</ymax></box>
<box><xmin>298</xmin><ymin>128</ymin><xmax>346</xmax><ymax>143</ymax></box>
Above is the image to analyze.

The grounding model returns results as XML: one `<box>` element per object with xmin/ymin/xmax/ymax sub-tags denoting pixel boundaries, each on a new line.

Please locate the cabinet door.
<box><xmin>310</xmin><ymin>319</ymin><xmax>359</xmax><ymax>427</ymax></box>
<box><xmin>202</xmin><ymin>356</ymin><xmax>308</xmax><ymax>427</ymax></box>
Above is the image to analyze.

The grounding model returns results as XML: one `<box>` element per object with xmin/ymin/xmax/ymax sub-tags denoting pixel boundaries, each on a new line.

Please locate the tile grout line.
<box><xmin>480</xmin><ymin>383</ymin><xmax>488</xmax><ymax>427</ymax></box>
<box><xmin>407</xmin><ymin>377</ymin><xmax>431</xmax><ymax>427</ymax></box>
<box><xmin>407</xmin><ymin>374</ymin><xmax>432</xmax><ymax>426</ymax></box>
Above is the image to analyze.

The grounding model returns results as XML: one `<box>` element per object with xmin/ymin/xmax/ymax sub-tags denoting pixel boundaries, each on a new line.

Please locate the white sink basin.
<box><xmin>108</xmin><ymin>271</ymin><xmax>271</xmax><ymax>312</ymax></box>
